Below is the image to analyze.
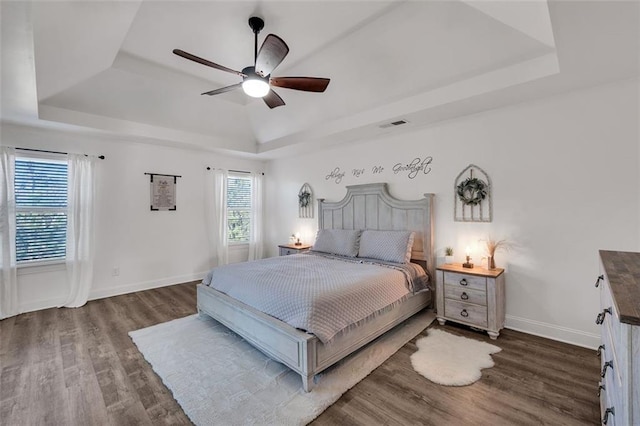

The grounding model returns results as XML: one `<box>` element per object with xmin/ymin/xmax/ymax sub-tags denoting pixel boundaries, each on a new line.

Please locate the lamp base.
<box><xmin>462</xmin><ymin>262</ymin><xmax>474</xmax><ymax>269</ymax></box>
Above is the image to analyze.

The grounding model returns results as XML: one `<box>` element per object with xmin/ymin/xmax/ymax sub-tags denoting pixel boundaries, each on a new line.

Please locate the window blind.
<box><xmin>227</xmin><ymin>176</ymin><xmax>251</xmax><ymax>243</ymax></box>
<box><xmin>14</xmin><ymin>158</ymin><xmax>68</xmax><ymax>262</ymax></box>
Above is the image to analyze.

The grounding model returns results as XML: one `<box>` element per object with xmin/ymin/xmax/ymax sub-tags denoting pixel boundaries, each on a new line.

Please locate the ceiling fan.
<box><xmin>173</xmin><ymin>17</ymin><xmax>330</xmax><ymax>109</ymax></box>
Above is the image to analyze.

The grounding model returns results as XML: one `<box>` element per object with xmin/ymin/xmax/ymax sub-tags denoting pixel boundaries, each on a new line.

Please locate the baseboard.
<box><xmin>88</xmin><ymin>272</ymin><xmax>208</xmax><ymax>301</ymax></box>
<box><xmin>19</xmin><ymin>296</ymin><xmax>67</xmax><ymax>314</ymax></box>
<box><xmin>16</xmin><ymin>272</ymin><xmax>207</xmax><ymax>315</ymax></box>
<box><xmin>506</xmin><ymin>314</ymin><xmax>600</xmax><ymax>349</ymax></box>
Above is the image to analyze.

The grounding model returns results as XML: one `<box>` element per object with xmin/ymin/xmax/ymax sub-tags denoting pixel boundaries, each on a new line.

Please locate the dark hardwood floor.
<box><xmin>0</xmin><ymin>282</ymin><xmax>600</xmax><ymax>425</ymax></box>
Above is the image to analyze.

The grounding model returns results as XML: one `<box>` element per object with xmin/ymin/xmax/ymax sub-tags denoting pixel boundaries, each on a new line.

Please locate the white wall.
<box><xmin>264</xmin><ymin>78</ymin><xmax>640</xmax><ymax>348</ymax></box>
<box><xmin>2</xmin><ymin>123</ymin><xmax>263</xmax><ymax>312</ymax></box>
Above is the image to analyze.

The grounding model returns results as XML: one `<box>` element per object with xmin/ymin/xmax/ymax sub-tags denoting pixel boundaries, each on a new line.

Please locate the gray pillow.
<box><xmin>311</xmin><ymin>229</ymin><xmax>361</xmax><ymax>257</ymax></box>
<box><xmin>358</xmin><ymin>230</ymin><xmax>415</xmax><ymax>264</ymax></box>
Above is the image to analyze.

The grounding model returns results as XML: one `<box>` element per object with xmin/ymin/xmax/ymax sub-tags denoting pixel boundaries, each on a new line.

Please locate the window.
<box><xmin>14</xmin><ymin>156</ymin><xmax>68</xmax><ymax>263</ymax></box>
<box><xmin>227</xmin><ymin>175</ymin><xmax>251</xmax><ymax>243</ymax></box>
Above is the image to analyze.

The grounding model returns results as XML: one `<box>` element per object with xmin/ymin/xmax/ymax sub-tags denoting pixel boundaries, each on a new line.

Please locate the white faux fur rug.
<box><xmin>129</xmin><ymin>311</ymin><xmax>435</xmax><ymax>426</ymax></box>
<box><xmin>410</xmin><ymin>328</ymin><xmax>501</xmax><ymax>386</ymax></box>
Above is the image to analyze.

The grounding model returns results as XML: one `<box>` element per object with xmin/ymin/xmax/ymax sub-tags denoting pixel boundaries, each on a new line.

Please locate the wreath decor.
<box><xmin>456</xmin><ymin>177</ymin><xmax>487</xmax><ymax>206</ymax></box>
<box><xmin>298</xmin><ymin>191</ymin><xmax>311</xmax><ymax>208</ymax></box>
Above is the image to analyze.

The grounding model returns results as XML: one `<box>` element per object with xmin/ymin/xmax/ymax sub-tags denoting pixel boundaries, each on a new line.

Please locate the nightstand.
<box><xmin>278</xmin><ymin>244</ymin><xmax>312</xmax><ymax>256</ymax></box>
<box><xmin>435</xmin><ymin>263</ymin><xmax>506</xmax><ymax>339</ymax></box>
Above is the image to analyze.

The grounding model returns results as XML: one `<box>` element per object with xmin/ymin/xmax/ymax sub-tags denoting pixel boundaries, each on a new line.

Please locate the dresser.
<box><xmin>596</xmin><ymin>251</ymin><xmax>640</xmax><ymax>426</ymax></box>
<box><xmin>435</xmin><ymin>263</ymin><xmax>505</xmax><ymax>339</ymax></box>
<box><xmin>278</xmin><ymin>243</ymin><xmax>312</xmax><ymax>256</ymax></box>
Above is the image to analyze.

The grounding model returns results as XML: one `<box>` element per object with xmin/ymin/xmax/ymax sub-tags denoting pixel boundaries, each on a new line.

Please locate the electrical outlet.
<box><xmin>112</xmin><ymin>267</ymin><xmax>120</xmax><ymax>277</ymax></box>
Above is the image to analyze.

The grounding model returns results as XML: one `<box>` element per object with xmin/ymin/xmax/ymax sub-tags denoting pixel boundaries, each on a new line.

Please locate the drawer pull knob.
<box><xmin>460</xmin><ymin>278</ymin><xmax>468</xmax><ymax>286</ymax></box>
<box><xmin>602</xmin><ymin>407</ymin><xmax>614</xmax><ymax>424</ymax></box>
<box><xmin>596</xmin><ymin>344</ymin><xmax>605</xmax><ymax>357</ymax></box>
<box><xmin>595</xmin><ymin>274</ymin><xmax>604</xmax><ymax>288</ymax></box>
<box><xmin>460</xmin><ymin>292</ymin><xmax>469</xmax><ymax>300</ymax></box>
<box><xmin>596</xmin><ymin>307</ymin><xmax>612</xmax><ymax>325</ymax></box>
<box><xmin>597</xmin><ymin>383</ymin><xmax>605</xmax><ymax>397</ymax></box>
<box><xmin>601</xmin><ymin>361</ymin><xmax>613</xmax><ymax>378</ymax></box>
<box><xmin>460</xmin><ymin>309</ymin><xmax>469</xmax><ymax>318</ymax></box>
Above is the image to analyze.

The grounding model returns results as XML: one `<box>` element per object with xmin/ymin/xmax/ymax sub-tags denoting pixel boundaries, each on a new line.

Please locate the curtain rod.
<box><xmin>206</xmin><ymin>166</ymin><xmax>264</xmax><ymax>176</ymax></box>
<box><xmin>16</xmin><ymin>147</ymin><xmax>105</xmax><ymax>160</ymax></box>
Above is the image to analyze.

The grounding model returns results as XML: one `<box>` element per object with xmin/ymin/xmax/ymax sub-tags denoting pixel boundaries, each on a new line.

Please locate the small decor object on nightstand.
<box><xmin>298</xmin><ymin>183</ymin><xmax>313</xmax><ymax>218</ymax></box>
<box><xmin>484</xmin><ymin>237</ymin><xmax>509</xmax><ymax>270</ymax></box>
<box><xmin>444</xmin><ymin>247</ymin><xmax>454</xmax><ymax>264</ymax></box>
<box><xmin>462</xmin><ymin>246</ymin><xmax>474</xmax><ymax>268</ymax></box>
<box><xmin>454</xmin><ymin>164</ymin><xmax>492</xmax><ymax>222</ymax></box>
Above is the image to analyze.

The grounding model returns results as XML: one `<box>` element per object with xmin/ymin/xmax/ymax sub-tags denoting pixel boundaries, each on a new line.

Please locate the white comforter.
<box><xmin>202</xmin><ymin>253</ymin><xmax>428</xmax><ymax>344</ymax></box>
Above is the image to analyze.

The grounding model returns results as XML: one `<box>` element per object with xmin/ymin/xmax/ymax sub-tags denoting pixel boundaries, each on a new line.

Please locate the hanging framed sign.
<box><xmin>145</xmin><ymin>173</ymin><xmax>181</xmax><ymax>211</ymax></box>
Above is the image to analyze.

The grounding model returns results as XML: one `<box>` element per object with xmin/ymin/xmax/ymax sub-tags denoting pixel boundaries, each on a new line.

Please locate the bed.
<box><xmin>197</xmin><ymin>182</ymin><xmax>435</xmax><ymax>391</ymax></box>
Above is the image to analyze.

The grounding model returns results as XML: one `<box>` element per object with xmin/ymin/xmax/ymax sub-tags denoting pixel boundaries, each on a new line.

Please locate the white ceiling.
<box><xmin>1</xmin><ymin>1</ymin><xmax>638</xmax><ymax>159</ymax></box>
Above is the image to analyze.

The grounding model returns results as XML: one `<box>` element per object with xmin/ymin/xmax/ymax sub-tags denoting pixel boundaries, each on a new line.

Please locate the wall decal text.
<box><xmin>326</xmin><ymin>167</ymin><xmax>345</xmax><ymax>184</ymax></box>
<box><xmin>393</xmin><ymin>156</ymin><xmax>433</xmax><ymax>179</ymax></box>
<box><xmin>352</xmin><ymin>168</ymin><xmax>365</xmax><ymax>178</ymax></box>
<box><xmin>324</xmin><ymin>156</ymin><xmax>433</xmax><ymax>184</ymax></box>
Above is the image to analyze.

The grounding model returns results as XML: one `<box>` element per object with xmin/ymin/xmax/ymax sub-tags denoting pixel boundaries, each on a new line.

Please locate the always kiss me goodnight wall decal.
<box><xmin>325</xmin><ymin>156</ymin><xmax>433</xmax><ymax>184</ymax></box>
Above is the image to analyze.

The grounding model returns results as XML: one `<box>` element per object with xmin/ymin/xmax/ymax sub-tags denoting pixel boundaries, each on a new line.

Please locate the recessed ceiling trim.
<box><xmin>38</xmin><ymin>104</ymin><xmax>258</xmax><ymax>154</ymax></box>
<box><xmin>258</xmin><ymin>51</ymin><xmax>560</xmax><ymax>155</ymax></box>
<box><xmin>462</xmin><ymin>0</ymin><xmax>556</xmax><ymax>47</ymax></box>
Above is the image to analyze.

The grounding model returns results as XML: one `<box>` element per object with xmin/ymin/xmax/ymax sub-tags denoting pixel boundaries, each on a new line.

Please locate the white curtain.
<box><xmin>0</xmin><ymin>147</ymin><xmax>18</xmax><ymax>319</ymax></box>
<box><xmin>248</xmin><ymin>172</ymin><xmax>264</xmax><ymax>261</ymax></box>
<box><xmin>203</xmin><ymin>169</ymin><xmax>216</xmax><ymax>268</ymax></box>
<box><xmin>63</xmin><ymin>154</ymin><xmax>96</xmax><ymax>308</ymax></box>
<box><xmin>212</xmin><ymin>169</ymin><xmax>229</xmax><ymax>266</ymax></box>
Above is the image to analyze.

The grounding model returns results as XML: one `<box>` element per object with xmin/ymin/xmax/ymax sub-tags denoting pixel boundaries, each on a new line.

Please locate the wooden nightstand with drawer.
<box><xmin>435</xmin><ymin>263</ymin><xmax>506</xmax><ymax>339</ymax></box>
<box><xmin>278</xmin><ymin>244</ymin><xmax>312</xmax><ymax>256</ymax></box>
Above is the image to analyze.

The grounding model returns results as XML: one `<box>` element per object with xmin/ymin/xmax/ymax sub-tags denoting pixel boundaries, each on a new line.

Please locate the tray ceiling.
<box><xmin>1</xmin><ymin>1</ymin><xmax>638</xmax><ymax>158</ymax></box>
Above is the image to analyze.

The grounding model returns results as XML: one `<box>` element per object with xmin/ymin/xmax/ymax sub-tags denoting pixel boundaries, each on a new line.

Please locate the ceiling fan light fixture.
<box><xmin>173</xmin><ymin>16</ymin><xmax>329</xmax><ymax>108</ymax></box>
<box><xmin>242</xmin><ymin>78</ymin><xmax>270</xmax><ymax>98</ymax></box>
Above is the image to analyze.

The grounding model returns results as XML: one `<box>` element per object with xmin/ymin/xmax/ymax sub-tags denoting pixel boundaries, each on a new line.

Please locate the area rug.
<box><xmin>129</xmin><ymin>310</ymin><xmax>435</xmax><ymax>426</ymax></box>
<box><xmin>410</xmin><ymin>328</ymin><xmax>501</xmax><ymax>386</ymax></box>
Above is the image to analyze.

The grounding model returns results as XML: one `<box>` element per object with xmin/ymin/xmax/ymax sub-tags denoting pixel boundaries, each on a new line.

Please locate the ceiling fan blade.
<box><xmin>201</xmin><ymin>83</ymin><xmax>242</xmax><ymax>96</ymax></box>
<box><xmin>254</xmin><ymin>34</ymin><xmax>289</xmax><ymax>77</ymax></box>
<box><xmin>270</xmin><ymin>77</ymin><xmax>330</xmax><ymax>93</ymax></box>
<box><xmin>263</xmin><ymin>89</ymin><xmax>285</xmax><ymax>109</ymax></box>
<box><xmin>173</xmin><ymin>49</ymin><xmax>246</xmax><ymax>77</ymax></box>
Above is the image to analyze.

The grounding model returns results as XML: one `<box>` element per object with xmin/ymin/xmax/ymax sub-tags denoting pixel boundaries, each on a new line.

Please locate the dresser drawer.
<box><xmin>600</xmin><ymin>357</ymin><xmax>618</xmax><ymax>426</ymax></box>
<box><xmin>280</xmin><ymin>247</ymin><xmax>297</xmax><ymax>256</ymax></box>
<box><xmin>600</xmin><ymin>384</ymin><xmax>617</xmax><ymax>426</ymax></box>
<box><xmin>601</xmin><ymin>279</ymin><xmax>622</xmax><ymax>358</ymax></box>
<box><xmin>602</xmin><ymin>316</ymin><xmax>623</xmax><ymax>388</ymax></box>
<box><xmin>444</xmin><ymin>285</ymin><xmax>486</xmax><ymax>306</ymax></box>
<box><xmin>444</xmin><ymin>299</ymin><xmax>488</xmax><ymax>328</ymax></box>
<box><xmin>443</xmin><ymin>271</ymin><xmax>486</xmax><ymax>292</ymax></box>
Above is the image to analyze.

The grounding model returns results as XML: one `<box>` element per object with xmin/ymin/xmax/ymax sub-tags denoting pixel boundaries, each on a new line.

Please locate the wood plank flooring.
<box><xmin>0</xmin><ymin>282</ymin><xmax>600</xmax><ymax>425</ymax></box>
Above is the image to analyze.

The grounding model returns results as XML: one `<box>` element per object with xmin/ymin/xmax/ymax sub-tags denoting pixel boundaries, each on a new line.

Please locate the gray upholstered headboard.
<box><xmin>317</xmin><ymin>183</ymin><xmax>435</xmax><ymax>279</ymax></box>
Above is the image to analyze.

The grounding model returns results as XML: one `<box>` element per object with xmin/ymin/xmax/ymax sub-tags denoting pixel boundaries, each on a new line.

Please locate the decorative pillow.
<box><xmin>311</xmin><ymin>229</ymin><xmax>361</xmax><ymax>257</ymax></box>
<box><xmin>358</xmin><ymin>230</ymin><xmax>415</xmax><ymax>264</ymax></box>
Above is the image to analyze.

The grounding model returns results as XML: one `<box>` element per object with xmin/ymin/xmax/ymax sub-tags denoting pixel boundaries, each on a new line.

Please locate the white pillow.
<box><xmin>311</xmin><ymin>229</ymin><xmax>361</xmax><ymax>257</ymax></box>
<box><xmin>358</xmin><ymin>230</ymin><xmax>415</xmax><ymax>264</ymax></box>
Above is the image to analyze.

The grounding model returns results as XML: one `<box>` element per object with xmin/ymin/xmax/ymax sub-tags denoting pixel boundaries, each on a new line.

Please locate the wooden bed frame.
<box><xmin>197</xmin><ymin>183</ymin><xmax>435</xmax><ymax>391</ymax></box>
